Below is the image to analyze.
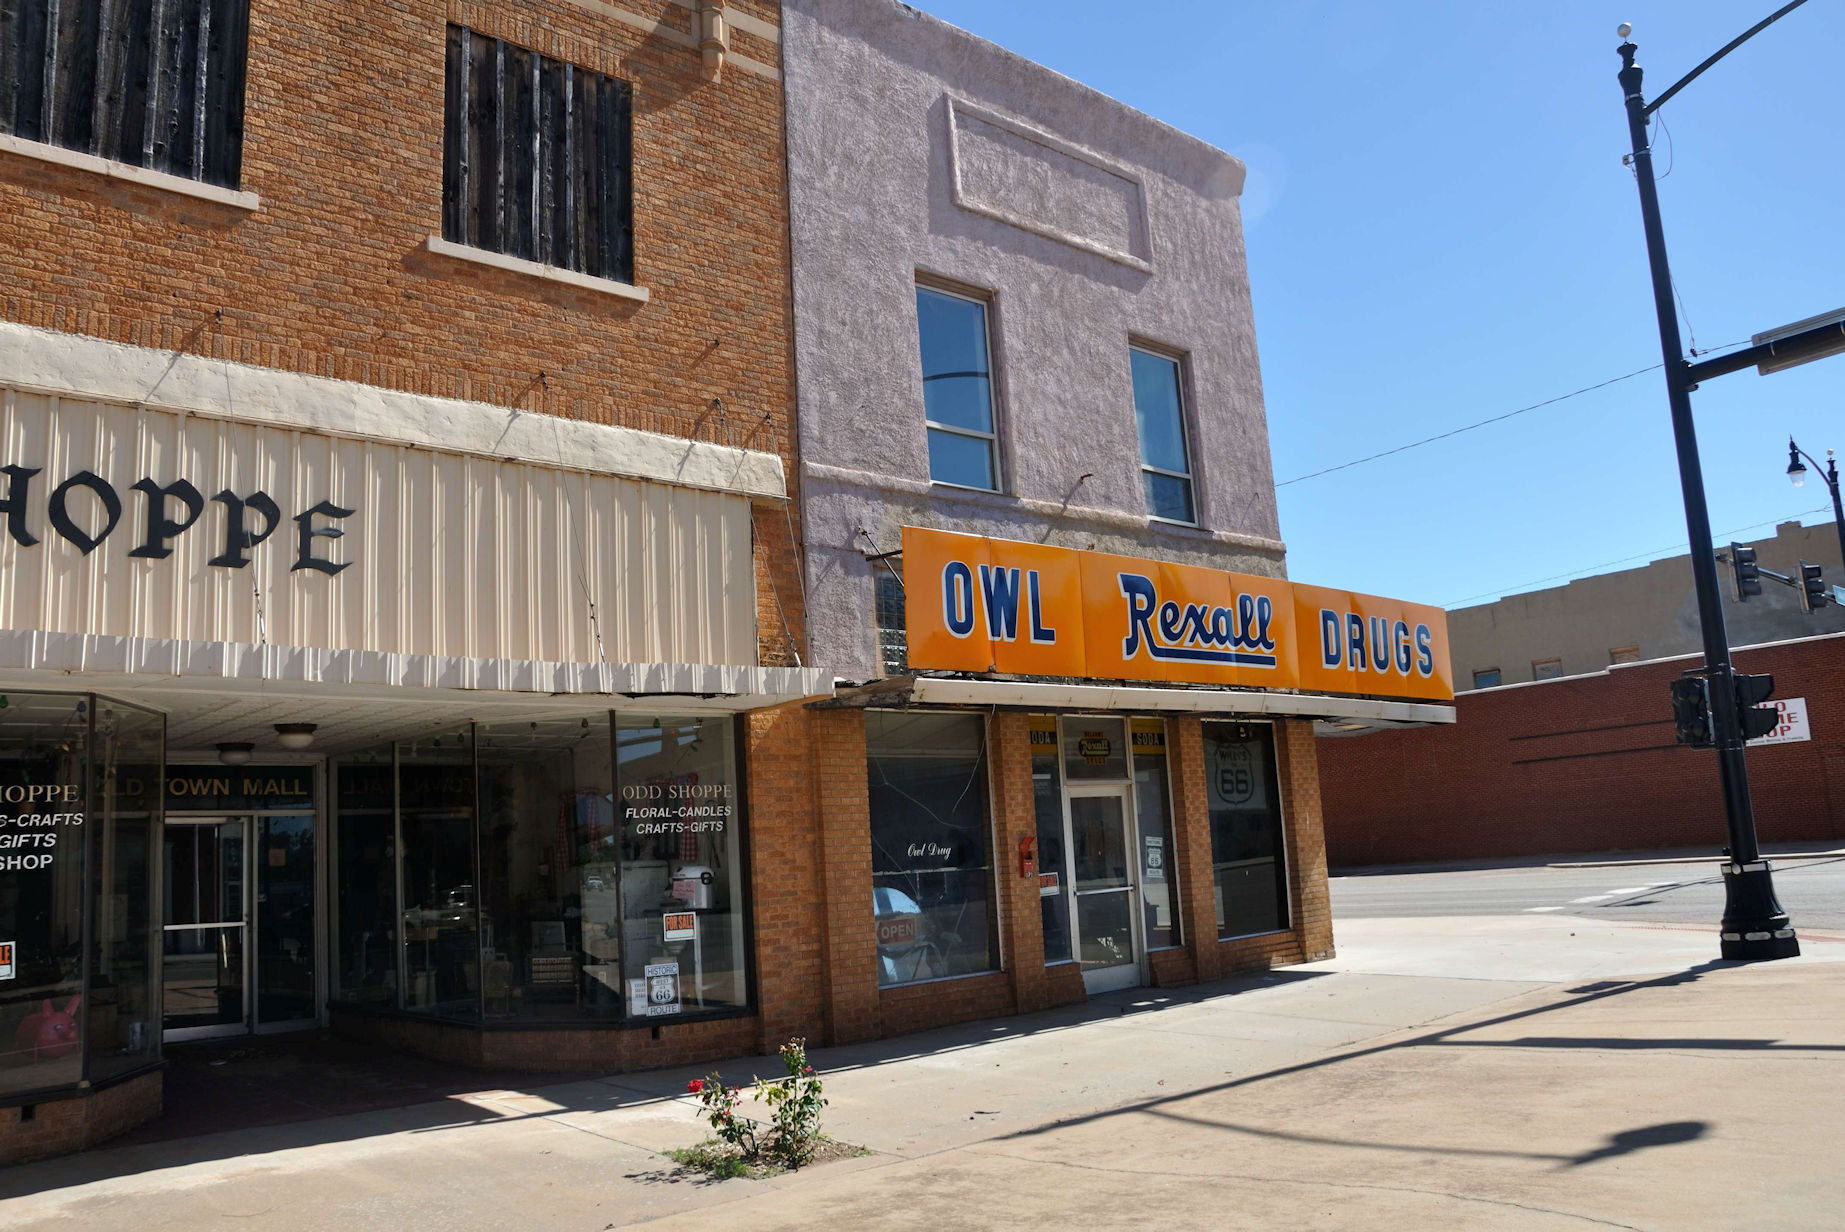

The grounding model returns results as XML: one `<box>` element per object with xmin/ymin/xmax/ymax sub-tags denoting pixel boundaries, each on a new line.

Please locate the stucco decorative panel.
<box><xmin>947</xmin><ymin>96</ymin><xmax>1153</xmax><ymax>271</ymax></box>
<box><xmin>0</xmin><ymin>387</ymin><xmax>758</xmax><ymax>667</ymax></box>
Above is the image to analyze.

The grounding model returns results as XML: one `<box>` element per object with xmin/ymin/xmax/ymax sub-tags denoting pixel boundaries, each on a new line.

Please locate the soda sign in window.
<box><xmin>1748</xmin><ymin>698</ymin><xmax>1811</xmax><ymax>747</ymax></box>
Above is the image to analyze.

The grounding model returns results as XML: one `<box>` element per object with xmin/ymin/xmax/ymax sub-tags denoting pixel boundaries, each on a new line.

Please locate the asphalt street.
<box><xmin>1332</xmin><ymin>849</ymin><xmax>1845</xmax><ymax>930</ymax></box>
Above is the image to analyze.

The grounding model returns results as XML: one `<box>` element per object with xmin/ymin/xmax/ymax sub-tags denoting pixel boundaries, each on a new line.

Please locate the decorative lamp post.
<box><xmin>1786</xmin><ymin>439</ymin><xmax>1845</xmax><ymax>573</ymax></box>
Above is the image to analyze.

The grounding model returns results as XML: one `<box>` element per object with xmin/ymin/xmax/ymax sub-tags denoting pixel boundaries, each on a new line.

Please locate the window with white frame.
<box><xmin>916</xmin><ymin>284</ymin><xmax>1000</xmax><ymax>491</ymax></box>
<box><xmin>1130</xmin><ymin>347</ymin><xmax>1195</xmax><ymax>523</ymax></box>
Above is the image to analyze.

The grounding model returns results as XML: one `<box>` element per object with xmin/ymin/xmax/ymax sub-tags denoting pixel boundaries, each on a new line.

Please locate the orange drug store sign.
<box><xmin>901</xmin><ymin>527</ymin><xmax>1453</xmax><ymax>702</ymax></box>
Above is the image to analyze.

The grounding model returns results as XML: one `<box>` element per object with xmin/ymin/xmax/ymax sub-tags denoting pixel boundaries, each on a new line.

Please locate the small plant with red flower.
<box><xmin>674</xmin><ymin>1038</ymin><xmax>834</xmax><ymax>1175</ymax></box>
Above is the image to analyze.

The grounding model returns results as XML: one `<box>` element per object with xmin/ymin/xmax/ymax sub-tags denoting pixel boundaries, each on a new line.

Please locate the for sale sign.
<box><xmin>1748</xmin><ymin>697</ymin><xmax>1811</xmax><ymax>747</ymax></box>
<box><xmin>0</xmin><ymin>941</ymin><xmax>13</xmax><ymax>980</ymax></box>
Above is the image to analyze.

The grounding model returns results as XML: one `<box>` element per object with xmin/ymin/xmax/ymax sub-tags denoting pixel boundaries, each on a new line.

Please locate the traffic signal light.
<box><xmin>1728</xmin><ymin>543</ymin><xmax>1761</xmax><ymax>600</ymax></box>
<box><xmin>1669</xmin><ymin>673</ymin><xmax>1713</xmax><ymax>748</ymax></box>
<box><xmin>1800</xmin><ymin>561</ymin><xmax>1828</xmax><ymax>613</ymax></box>
<box><xmin>1734</xmin><ymin>672</ymin><xmax>1779</xmax><ymax>741</ymax></box>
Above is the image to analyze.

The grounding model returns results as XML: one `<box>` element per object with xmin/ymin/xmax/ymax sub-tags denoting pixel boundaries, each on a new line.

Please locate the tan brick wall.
<box><xmin>743</xmin><ymin>700</ymin><xmax>828</xmax><ymax>1051</ymax></box>
<box><xmin>1277</xmin><ymin>718</ymin><xmax>1334</xmax><ymax>961</ymax></box>
<box><xmin>811</xmin><ymin>708</ymin><xmax>879</xmax><ymax>1042</ymax></box>
<box><xmin>989</xmin><ymin>713</ymin><xmax>1049</xmax><ymax>1012</ymax></box>
<box><xmin>0</xmin><ymin>1070</ymin><xmax>162</xmax><ymax>1166</ymax></box>
<box><xmin>1167</xmin><ymin>716</ymin><xmax>1224</xmax><ymax>983</ymax></box>
<box><xmin>0</xmin><ymin>0</ymin><xmax>803</xmax><ymax>666</ymax></box>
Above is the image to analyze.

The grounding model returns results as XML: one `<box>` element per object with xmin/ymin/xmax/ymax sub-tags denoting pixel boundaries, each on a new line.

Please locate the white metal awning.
<box><xmin>0</xmin><ymin>629</ymin><xmax>833</xmax><ymax>757</ymax></box>
<box><xmin>878</xmin><ymin>675</ymin><xmax>1456</xmax><ymax>733</ymax></box>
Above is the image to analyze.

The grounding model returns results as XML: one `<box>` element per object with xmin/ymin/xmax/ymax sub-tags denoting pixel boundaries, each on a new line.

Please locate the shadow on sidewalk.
<box><xmin>0</xmin><ymin>967</ymin><xmax>1332</xmax><ymax>1198</ymax></box>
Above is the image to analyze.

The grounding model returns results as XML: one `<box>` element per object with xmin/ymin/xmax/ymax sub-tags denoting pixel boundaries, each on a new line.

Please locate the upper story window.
<box><xmin>1472</xmin><ymin>668</ymin><xmax>1501</xmax><ymax>689</ymax></box>
<box><xmin>916</xmin><ymin>284</ymin><xmax>1000</xmax><ymax>491</ymax></box>
<box><xmin>1</xmin><ymin>0</ymin><xmax>250</xmax><ymax>187</ymax></box>
<box><xmin>1532</xmin><ymin>658</ymin><xmax>1563</xmax><ymax>681</ymax></box>
<box><xmin>873</xmin><ymin>566</ymin><xmax>907</xmax><ymax>676</ymax></box>
<box><xmin>442</xmin><ymin>25</ymin><xmax>634</xmax><ymax>284</ymax></box>
<box><xmin>1131</xmin><ymin>347</ymin><xmax>1195</xmax><ymax>524</ymax></box>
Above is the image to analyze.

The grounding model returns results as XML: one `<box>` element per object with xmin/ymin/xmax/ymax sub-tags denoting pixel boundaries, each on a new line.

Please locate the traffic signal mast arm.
<box><xmin>1716</xmin><ymin>547</ymin><xmax>1829</xmax><ymax>608</ymax></box>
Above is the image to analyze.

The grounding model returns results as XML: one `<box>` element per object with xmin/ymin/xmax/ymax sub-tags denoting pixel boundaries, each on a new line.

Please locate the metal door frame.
<box><xmin>1064</xmin><ymin>781</ymin><xmax>1145</xmax><ymax>994</ymax></box>
<box><xmin>161</xmin><ymin>816</ymin><xmax>252</xmax><ymax>1042</ymax></box>
<box><xmin>161</xmin><ymin>791</ymin><xmax>326</xmax><ymax>1041</ymax></box>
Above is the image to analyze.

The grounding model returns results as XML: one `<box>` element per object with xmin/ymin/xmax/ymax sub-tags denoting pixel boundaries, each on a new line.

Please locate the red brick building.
<box><xmin>1318</xmin><ymin>633</ymin><xmax>1845</xmax><ymax>867</ymax></box>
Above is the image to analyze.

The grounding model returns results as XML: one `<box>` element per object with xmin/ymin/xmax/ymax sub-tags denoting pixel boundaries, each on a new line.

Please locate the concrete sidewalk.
<box><xmin>5</xmin><ymin>917</ymin><xmax>1844</xmax><ymax>1230</ymax></box>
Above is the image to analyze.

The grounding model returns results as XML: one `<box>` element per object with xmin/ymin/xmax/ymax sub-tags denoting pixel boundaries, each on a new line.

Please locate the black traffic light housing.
<box><xmin>1800</xmin><ymin>560</ymin><xmax>1828</xmax><ymax>613</ymax></box>
<box><xmin>1669</xmin><ymin>672</ymin><xmax>1713</xmax><ymax>748</ymax></box>
<box><xmin>1728</xmin><ymin>542</ymin><xmax>1762</xmax><ymax>600</ymax></box>
<box><xmin>1734</xmin><ymin>672</ymin><xmax>1778</xmax><ymax>742</ymax></box>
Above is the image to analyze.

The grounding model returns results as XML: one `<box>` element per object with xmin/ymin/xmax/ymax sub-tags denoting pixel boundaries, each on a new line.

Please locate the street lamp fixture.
<box><xmin>1785</xmin><ymin>438</ymin><xmax>1845</xmax><ymax>575</ymax></box>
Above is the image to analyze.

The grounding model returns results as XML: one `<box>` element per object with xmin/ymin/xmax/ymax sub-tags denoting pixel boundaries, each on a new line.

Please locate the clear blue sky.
<box><xmin>907</xmin><ymin>1</ymin><xmax>1844</xmax><ymax>609</ymax></box>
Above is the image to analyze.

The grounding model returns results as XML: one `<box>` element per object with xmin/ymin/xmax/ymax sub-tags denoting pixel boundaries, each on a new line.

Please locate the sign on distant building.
<box><xmin>1748</xmin><ymin>697</ymin><xmax>1811</xmax><ymax>747</ymax></box>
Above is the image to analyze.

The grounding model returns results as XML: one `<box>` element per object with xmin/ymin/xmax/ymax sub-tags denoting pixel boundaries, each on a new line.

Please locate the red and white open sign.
<box><xmin>0</xmin><ymin>941</ymin><xmax>14</xmax><ymax>980</ymax></box>
<box><xmin>1749</xmin><ymin>697</ymin><xmax>1812</xmax><ymax>747</ymax></box>
<box><xmin>876</xmin><ymin>916</ymin><xmax>919</xmax><ymax>947</ymax></box>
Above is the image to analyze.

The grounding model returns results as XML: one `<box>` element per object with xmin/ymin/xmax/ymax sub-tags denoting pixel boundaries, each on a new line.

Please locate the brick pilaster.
<box><xmin>743</xmin><ymin>702</ymin><xmax>827</xmax><ymax>1052</ymax></box>
<box><xmin>1167</xmin><ymin>716</ymin><xmax>1223</xmax><ymax>982</ymax></box>
<box><xmin>812</xmin><ymin>709</ymin><xmax>880</xmax><ymax>1043</ymax></box>
<box><xmin>989</xmin><ymin>713</ymin><xmax>1050</xmax><ymax>1011</ymax></box>
<box><xmin>1276</xmin><ymin>718</ymin><xmax>1334</xmax><ymax>959</ymax></box>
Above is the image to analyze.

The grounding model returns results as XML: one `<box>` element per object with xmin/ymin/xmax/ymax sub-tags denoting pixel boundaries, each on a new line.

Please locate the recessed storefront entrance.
<box><xmin>162</xmin><ymin>765</ymin><xmax>321</xmax><ymax>1042</ymax></box>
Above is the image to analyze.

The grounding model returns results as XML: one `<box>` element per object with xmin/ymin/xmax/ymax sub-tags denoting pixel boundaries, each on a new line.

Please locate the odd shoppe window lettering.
<box><xmin>0</xmin><ymin>0</ymin><xmax>251</xmax><ymax>189</ymax></box>
<box><xmin>443</xmin><ymin>25</ymin><xmax>635</xmax><ymax>283</ymax></box>
<box><xmin>0</xmin><ymin>466</ymin><xmax>354</xmax><ymax>574</ymax></box>
<box><xmin>1204</xmin><ymin>721</ymin><xmax>1289</xmax><ymax>939</ymax></box>
<box><xmin>866</xmin><ymin>711</ymin><xmax>998</xmax><ymax>987</ymax></box>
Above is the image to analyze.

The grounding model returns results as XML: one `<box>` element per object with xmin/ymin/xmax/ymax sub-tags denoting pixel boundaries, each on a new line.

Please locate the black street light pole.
<box><xmin>1616</xmin><ymin>33</ymin><xmax>1797</xmax><ymax>961</ymax></box>
<box><xmin>1787</xmin><ymin>440</ymin><xmax>1845</xmax><ymax>574</ymax></box>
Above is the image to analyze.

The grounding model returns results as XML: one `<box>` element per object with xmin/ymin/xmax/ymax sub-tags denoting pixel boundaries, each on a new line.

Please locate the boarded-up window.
<box><xmin>442</xmin><ymin>25</ymin><xmax>634</xmax><ymax>284</ymax></box>
<box><xmin>0</xmin><ymin>0</ymin><xmax>250</xmax><ymax>188</ymax></box>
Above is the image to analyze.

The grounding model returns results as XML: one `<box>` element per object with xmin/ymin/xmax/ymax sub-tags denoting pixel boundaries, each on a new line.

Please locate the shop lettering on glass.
<box><xmin>1078</xmin><ymin>730</ymin><xmax>1112</xmax><ymax>766</ymax></box>
<box><xmin>0</xmin><ymin>781</ymin><xmax>83</xmax><ymax>872</ymax></box>
<box><xmin>621</xmin><ymin>773</ymin><xmax>733</xmax><ymax>836</ymax></box>
<box><xmin>903</xmin><ymin>841</ymin><xmax>954</xmax><ymax>863</ymax></box>
<box><xmin>0</xmin><ymin>464</ymin><xmax>355</xmax><ymax>574</ymax></box>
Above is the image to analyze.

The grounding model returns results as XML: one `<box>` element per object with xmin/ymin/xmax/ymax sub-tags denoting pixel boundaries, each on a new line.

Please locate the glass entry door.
<box><xmin>164</xmin><ymin>812</ymin><xmax>319</xmax><ymax>1039</ymax></box>
<box><xmin>1067</xmin><ymin>786</ymin><xmax>1143</xmax><ymax>993</ymax></box>
<box><xmin>163</xmin><ymin>820</ymin><xmax>248</xmax><ymax>1039</ymax></box>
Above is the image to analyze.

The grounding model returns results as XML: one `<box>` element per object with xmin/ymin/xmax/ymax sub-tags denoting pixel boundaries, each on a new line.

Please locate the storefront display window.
<box><xmin>399</xmin><ymin>731</ymin><xmax>479</xmax><ymax>1016</ymax></box>
<box><xmin>1130</xmin><ymin>720</ymin><xmax>1180</xmax><ymax>950</ymax></box>
<box><xmin>1029</xmin><ymin>718</ymin><xmax>1071</xmax><ymax>964</ymax></box>
<box><xmin>614</xmin><ymin>717</ymin><xmax>748</xmax><ymax>1016</ymax></box>
<box><xmin>0</xmin><ymin>694</ymin><xmax>91</xmax><ymax>1096</ymax></box>
<box><xmin>329</xmin><ymin>713</ymin><xmax>751</xmax><ymax>1025</ymax></box>
<box><xmin>88</xmin><ymin>701</ymin><xmax>162</xmax><ymax>1081</ymax></box>
<box><xmin>478</xmin><ymin>717</ymin><xmax>616</xmax><ymax>1019</ymax></box>
<box><xmin>866</xmin><ymin>712</ymin><xmax>998</xmax><ymax>987</ymax></box>
<box><xmin>332</xmin><ymin>746</ymin><xmax>396</xmax><ymax>1006</ymax></box>
<box><xmin>1204</xmin><ymin>722</ymin><xmax>1289</xmax><ymax>938</ymax></box>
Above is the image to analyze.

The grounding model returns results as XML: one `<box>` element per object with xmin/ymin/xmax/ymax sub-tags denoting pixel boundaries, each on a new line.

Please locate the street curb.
<box><xmin>1557</xmin><ymin>852</ymin><xmax>1845</xmax><ymax>870</ymax></box>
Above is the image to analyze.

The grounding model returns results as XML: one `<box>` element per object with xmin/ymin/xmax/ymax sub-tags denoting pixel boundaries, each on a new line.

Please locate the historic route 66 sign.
<box><xmin>643</xmin><ymin>961</ymin><xmax>681</xmax><ymax>1016</ymax></box>
<box><xmin>1209</xmin><ymin>738</ymin><xmax>1265</xmax><ymax>810</ymax></box>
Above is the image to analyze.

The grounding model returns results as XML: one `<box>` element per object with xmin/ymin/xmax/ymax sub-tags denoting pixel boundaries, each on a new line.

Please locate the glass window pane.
<box><xmin>1143</xmin><ymin>470</ymin><xmax>1195</xmax><ymax>523</ymax></box>
<box><xmin>615</xmin><ymin>716</ymin><xmax>748</xmax><ymax>1017</ymax></box>
<box><xmin>1029</xmin><ymin>718</ymin><xmax>1071</xmax><ymax>964</ymax></box>
<box><xmin>256</xmin><ymin>813</ymin><xmax>316</xmax><ymax>1024</ymax></box>
<box><xmin>927</xmin><ymin>428</ymin><xmax>997</xmax><ymax>490</ymax></box>
<box><xmin>89</xmin><ymin>701</ymin><xmax>162</xmax><ymax>1079</ymax></box>
<box><xmin>477</xmin><ymin>715</ymin><xmax>618</xmax><ymax>1021</ymax></box>
<box><xmin>1061</xmin><ymin>717</ymin><xmax>1127</xmax><ymax>782</ymax></box>
<box><xmin>1131</xmin><ymin>349</ymin><xmax>1190</xmax><ymax>475</ymax></box>
<box><xmin>1132</xmin><ymin>721</ymin><xmax>1180</xmax><ymax>950</ymax></box>
<box><xmin>0</xmin><ymin>694</ymin><xmax>88</xmax><ymax>1096</ymax></box>
<box><xmin>866</xmin><ymin>711</ymin><xmax>997</xmax><ymax>986</ymax></box>
<box><xmin>399</xmin><ymin>731</ymin><xmax>479</xmax><ymax>1018</ymax></box>
<box><xmin>1204</xmin><ymin>722</ymin><xmax>1289</xmax><ymax>938</ymax></box>
<box><xmin>333</xmin><ymin>747</ymin><xmax>397</xmax><ymax>1005</ymax></box>
<box><xmin>917</xmin><ymin>288</ymin><xmax>995</xmax><ymax>433</ymax></box>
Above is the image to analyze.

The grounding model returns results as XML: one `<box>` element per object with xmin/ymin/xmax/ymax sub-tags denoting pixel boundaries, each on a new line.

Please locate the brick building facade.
<box><xmin>1318</xmin><ymin>633</ymin><xmax>1845</xmax><ymax>867</ymax></box>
